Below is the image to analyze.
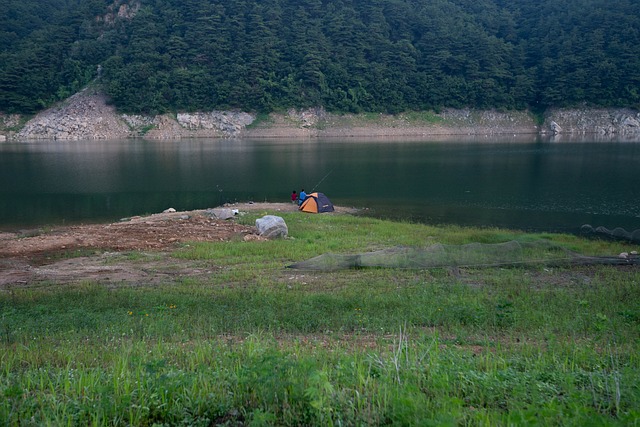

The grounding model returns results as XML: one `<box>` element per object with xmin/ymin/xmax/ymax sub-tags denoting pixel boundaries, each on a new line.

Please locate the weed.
<box><xmin>245</xmin><ymin>112</ymin><xmax>273</xmax><ymax>129</ymax></box>
<box><xmin>138</xmin><ymin>124</ymin><xmax>156</xmax><ymax>136</ymax></box>
<box><xmin>1</xmin><ymin>214</ymin><xmax>639</xmax><ymax>424</ymax></box>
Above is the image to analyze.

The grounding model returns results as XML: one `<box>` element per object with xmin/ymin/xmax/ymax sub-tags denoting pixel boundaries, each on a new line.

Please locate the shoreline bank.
<box><xmin>2</xmin><ymin>89</ymin><xmax>639</xmax><ymax>141</ymax></box>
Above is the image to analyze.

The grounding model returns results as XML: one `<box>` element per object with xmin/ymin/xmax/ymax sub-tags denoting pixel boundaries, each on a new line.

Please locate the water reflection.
<box><xmin>1</xmin><ymin>137</ymin><xmax>639</xmax><ymax>233</ymax></box>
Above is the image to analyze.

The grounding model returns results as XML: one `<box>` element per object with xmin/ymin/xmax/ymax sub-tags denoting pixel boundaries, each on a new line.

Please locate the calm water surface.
<box><xmin>1</xmin><ymin>137</ymin><xmax>639</xmax><ymax>233</ymax></box>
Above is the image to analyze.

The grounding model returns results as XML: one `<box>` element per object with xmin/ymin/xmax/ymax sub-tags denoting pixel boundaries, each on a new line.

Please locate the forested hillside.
<box><xmin>1</xmin><ymin>0</ymin><xmax>639</xmax><ymax>115</ymax></box>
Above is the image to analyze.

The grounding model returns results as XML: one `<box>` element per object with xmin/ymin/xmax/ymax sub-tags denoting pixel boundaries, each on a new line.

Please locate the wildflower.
<box><xmin>128</xmin><ymin>311</ymin><xmax>133</xmax><ymax>316</ymax></box>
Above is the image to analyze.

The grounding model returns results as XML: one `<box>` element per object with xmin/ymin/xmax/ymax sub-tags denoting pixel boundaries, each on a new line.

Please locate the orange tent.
<box><xmin>299</xmin><ymin>192</ymin><xmax>335</xmax><ymax>213</ymax></box>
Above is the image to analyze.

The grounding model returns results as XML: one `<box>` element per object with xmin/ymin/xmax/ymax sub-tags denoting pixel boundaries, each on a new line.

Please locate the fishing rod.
<box><xmin>311</xmin><ymin>169</ymin><xmax>334</xmax><ymax>192</ymax></box>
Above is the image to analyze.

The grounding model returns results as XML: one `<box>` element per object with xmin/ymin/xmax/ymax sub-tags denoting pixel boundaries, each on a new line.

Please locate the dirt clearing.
<box><xmin>1</xmin><ymin>202</ymin><xmax>354</xmax><ymax>288</ymax></box>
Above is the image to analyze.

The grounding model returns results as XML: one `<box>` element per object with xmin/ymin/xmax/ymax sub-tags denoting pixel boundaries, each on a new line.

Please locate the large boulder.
<box><xmin>549</xmin><ymin>121</ymin><xmax>562</xmax><ymax>134</ymax></box>
<box><xmin>207</xmin><ymin>208</ymin><xmax>236</xmax><ymax>220</ymax></box>
<box><xmin>255</xmin><ymin>215</ymin><xmax>288</xmax><ymax>239</ymax></box>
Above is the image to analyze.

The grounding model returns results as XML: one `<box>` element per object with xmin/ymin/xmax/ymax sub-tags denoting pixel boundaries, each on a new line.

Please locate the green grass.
<box><xmin>137</xmin><ymin>124</ymin><xmax>156</xmax><ymax>136</ymax></box>
<box><xmin>245</xmin><ymin>112</ymin><xmax>275</xmax><ymax>129</ymax></box>
<box><xmin>1</xmin><ymin>212</ymin><xmax>639</xmax><ymax>425</ymax></box>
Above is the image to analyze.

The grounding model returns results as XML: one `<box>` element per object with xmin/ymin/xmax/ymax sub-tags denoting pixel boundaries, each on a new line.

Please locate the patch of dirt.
<box><xmin>0</xmin><ymin>210</ymin><xmax>255</xmax><ymax>259</ymax></box>
<box><xmin>0</xmin><ymin>253</ymin><xmax>220</xmax><ymax>289</ymax></box>
<box><xmin>0</xmin><ymin>203</ymin><xmax>354</xmax><ymax>288</ymax></box>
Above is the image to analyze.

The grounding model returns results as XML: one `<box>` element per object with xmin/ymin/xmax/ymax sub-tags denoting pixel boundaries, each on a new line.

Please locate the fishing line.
<box><xmin>311</xmin><ymin>169</ymin><xmax>334</xmax><ymax>192</ymax></box>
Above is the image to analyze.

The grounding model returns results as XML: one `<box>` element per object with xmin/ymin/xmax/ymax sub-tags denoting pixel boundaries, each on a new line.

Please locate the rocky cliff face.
<box><xmin>119</xmin><ymin>111</ymin><xmax>255</xmax><ymax>139</ymax></box>
<box><xmin>15</xmin><ymin>88</ymin><xmax>131</xmax><ymax>140</ymax></box>
<box><xmin>3</xmin><ymin>89</ymin><xmax>640</xmax><ymax>142</ymax></box>
<box><xmin>543</xmin><ymin>108</ymin><xmax>640</xmax><ymax>136</ymax></box>
<box><xmin>12</xmin><ymin>88</ymin><xmax>258</xmax><ymax>140</ymax></box>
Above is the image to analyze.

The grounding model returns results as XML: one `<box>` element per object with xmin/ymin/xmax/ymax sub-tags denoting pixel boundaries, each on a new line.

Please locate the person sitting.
<box><xmin>291</xmin><ymin>190</ymin><xmax>297</xmax><ymax>204</ymax></box>
<box><xmin>298</xmin><ymin>189</ymin><xmax>307</xmax><ymax>206</ymax></box>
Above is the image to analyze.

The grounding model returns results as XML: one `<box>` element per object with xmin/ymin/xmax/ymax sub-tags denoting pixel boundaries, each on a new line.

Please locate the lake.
<box><xmin>1</xmin><ymin>136</ymin><xmax>639</xmax><ymax>234</ymax></box>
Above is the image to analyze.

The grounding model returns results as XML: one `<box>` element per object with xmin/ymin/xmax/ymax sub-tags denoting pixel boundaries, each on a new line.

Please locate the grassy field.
<box><xmin>1</xmin><ymin>212</ymin><xmax>639</xmax><ymax>425</ymax></box>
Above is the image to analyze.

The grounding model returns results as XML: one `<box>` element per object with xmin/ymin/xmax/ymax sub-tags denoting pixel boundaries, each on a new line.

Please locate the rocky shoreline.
<box><xmin>1</xmin><ymin>88</ymin><xmax>639</xmax><ymax>141</ymax></box>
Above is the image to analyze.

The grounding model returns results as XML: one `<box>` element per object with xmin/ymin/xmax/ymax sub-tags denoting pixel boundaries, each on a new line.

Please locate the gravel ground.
<box><xmin>0</xmin><ymin>203</ymin><xmax>356</xmax><ymax>288</ymax></box>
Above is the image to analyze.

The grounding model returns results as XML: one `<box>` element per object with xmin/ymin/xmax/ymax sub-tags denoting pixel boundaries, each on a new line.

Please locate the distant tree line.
<box><xmin>1</xmin><ymin>0</ymin><xmax>639</xmax><ymax>115</ymax></box>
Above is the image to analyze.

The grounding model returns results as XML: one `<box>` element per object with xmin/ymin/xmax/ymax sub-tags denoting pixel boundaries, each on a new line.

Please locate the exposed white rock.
<box><xmin>16</xmin><ymin>89</ymin><xmax>131</xmax><ymax>140</ymax></box>
<box><xmin>544</xmin><ymin>108</ymin><xmax>640</xmax><ymax>135</ymax></box>
<box><xmin>206</xmin><ymin>208</ymin><xmax>236</xmax><ymax>220</ymax></box>
<box><xmin>621</xmin><ymin>116</ymin><xmax>640</xmax><ymax>129</ymax></box>
<box><xmin>99</xmin><ymin>0</ymin><xmax>141</xmax><ymax>25</ymax></box>
<box><xmin>255</xmin><ymin>215</ymin><xmax>288</xmax><ymax>239</ymax></box>
<box><xmin>287</xmin><ymin>107</ymin><xmax>326</xmax><ymax>128</ymax></box>
<box><xmin>176</xmin><ymin>111</ymin><xmax>254</xmax><ymax>136</ymax></box>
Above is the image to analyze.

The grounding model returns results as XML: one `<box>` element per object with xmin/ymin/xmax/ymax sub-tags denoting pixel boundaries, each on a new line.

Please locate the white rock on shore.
<box><xmin>542</xmin><ymin>108</ymin><xmax>640</xmax><ymax>135</ymax></box>
<box><xmin>177</xmin><ymin>111</ymin><xmax>254</xmax><ymax>135</ymax></box>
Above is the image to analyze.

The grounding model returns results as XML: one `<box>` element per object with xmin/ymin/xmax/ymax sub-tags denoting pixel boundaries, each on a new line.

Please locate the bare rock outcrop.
<box><xmin>120</xmin><ymin>114</ymin><xmax>194</xmax><ymax>139</ymax></box>
<box><xmin>13</xmin><ymin>88</ymin><xmax>257</xmax><ymax>141</ymax></box>
<box><xmin>241</xmin><ymin>108</ymin><xmax>324</xmax><ymax>138</ymax></box>
<box><xmin>16</xmin><ymin>88</ymin><xmax>131</xmax><ymax>140</ymax></box>
<box><xmin>543</xmin><ymin>108</ymin><xmax>640</xmax><ymax>135</ymax></box>
<box><xmin>176</xmin><ymin>111</ymin><xmax>254</xmax><ymax>136</ymax></box>
<box><xmin>98</xmin><ymin>0</ymin><xmax>141</xmax><ymax>25</ymax></box>
<box><xmin>120</xmin><ymin>111</ymin><xmax>256</xmax><ymax>139</ymax></box>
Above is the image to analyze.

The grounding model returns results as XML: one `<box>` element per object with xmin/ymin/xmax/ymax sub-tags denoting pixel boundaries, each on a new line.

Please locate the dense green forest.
<box><xmin>1</xmin><ymin>0</ymin><xmax>639</xmax><ymax>115</ymax></box>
